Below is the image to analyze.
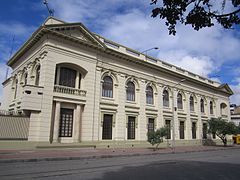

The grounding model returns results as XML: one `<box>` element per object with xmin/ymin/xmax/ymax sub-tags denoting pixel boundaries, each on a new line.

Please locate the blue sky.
<box><xmin>0</xmin><ymin>0</ymin><xmax>240</xmax><ymax>104</ymax></box>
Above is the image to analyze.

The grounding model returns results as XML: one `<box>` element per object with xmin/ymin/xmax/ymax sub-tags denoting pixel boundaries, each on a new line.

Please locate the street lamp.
<box><xmin>141</xmin><ymin>47</ymin><xmax>159</xmax><ymax>56</ymax></box>
<box><xmin>171</xmin><ymin>78</ymin><xmax>186</xmax><ymax>153</ymax></box>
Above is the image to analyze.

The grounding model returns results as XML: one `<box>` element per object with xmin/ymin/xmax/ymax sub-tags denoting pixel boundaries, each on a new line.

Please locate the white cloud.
<box><xmin>0</xmin><ymin>22</ymin><xmax>35</xmax><ymax>103</ymax></box>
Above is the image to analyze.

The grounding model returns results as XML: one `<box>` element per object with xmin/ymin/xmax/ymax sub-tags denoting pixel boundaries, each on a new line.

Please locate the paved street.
<box><xmin>0</xmin><ymin>148</ymin><xmax>240</xmax><ymax>180</ymax></box>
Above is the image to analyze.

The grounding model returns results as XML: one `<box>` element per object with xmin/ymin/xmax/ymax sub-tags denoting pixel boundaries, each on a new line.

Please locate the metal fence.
<box><xmin>0</xmin><ymin>113</ymin><xmax>30</xmax><ymax>140</ymax></box>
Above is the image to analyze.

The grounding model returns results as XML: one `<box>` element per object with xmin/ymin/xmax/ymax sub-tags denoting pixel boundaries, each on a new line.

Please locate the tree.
<box><xmin>147</xmin><ymin>126</ymin><xmax>169</xmax><ymax>150</ymax></box>
<box><xmin>150</xmin><ymin>0</ymin><xmax>240</xmax><ymax>35</ymax></box>
<box><xmin>208</xmin><ymin>117</ymin><xmax>237</xmax><ymax>146</ymax></box>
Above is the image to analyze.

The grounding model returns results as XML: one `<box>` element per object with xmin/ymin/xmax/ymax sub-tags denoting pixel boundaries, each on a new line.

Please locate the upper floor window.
<box><xmin>163</xmin><ymin>90</ymin><xmax>169</xmax><ymax>107</ymax></box>
<box><xmin>220</xmin><ymin>103</ymin><xmax>227</xmax><ymax>115</ymax></box>
<box><xmin>126</xmin><ymin>81</ymin><xmax>135</xmax><ymax>101</ymax></box>
<box><xmin>24</xmin><ymin>73</ymin><xmax>28</xmax><ymax>85</ymax></box>
<box><xmin>14</xmin><ymin>79</ymin><xmax>18</xmax><ymax>99</ymax></box>
<box><xmin>59</xmin><ymin>67</ymin><xmax>76</xmax><ymax>88</ymax></box>
<box><xmin>190</xmin><ymin>96</ymin><xmax>194</xmax><ymax>112</ymax></box>
<box><xmin>35</xmin><ymin>66</ymin><xmax>40</xmax><ymax>86</ymax></box>
<box><xmin>146</xmin><ymin>86</ymin><xmax>154</xmax><ymax>104</ymax></box>
<box><xmin>200</xmin><ymin>99</ymin><xmax>205</xmax><ymax>113</ymax></box>
<box><xmin>102</xmin><ymin>76</ymin><xmax>113</xmax><ymax>98</ymax></box>
<box><xmin>210</xmin><ymin>101</ymin><xmax>213</xmax><ymax>114</ymax></box>
<box><xmin>177</xmin><ymin>93</ymin><xmax>183</xmax><ymax>110</ymax></box>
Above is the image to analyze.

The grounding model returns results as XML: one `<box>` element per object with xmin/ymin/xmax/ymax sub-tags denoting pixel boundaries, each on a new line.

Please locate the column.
<box><xmin>53</xmin><ymin>101</ymin><xmax>61</xmax><ymax>143</ymax></box>
<box><xmin>186</xmin><ymin>93</ymin><xmax>191</xmax><ymax>140</ymax></box>
<box><xmin>172</xmin><ymin>88</ymin><xmax>179</xmax><ymax>143</ymax></box>
<box><xmin>74</xmin><ymin>104</ymin><xmax>82</xmax><ymax>142</ymax></box>
<box><xmin>157</xmin><ymin>85</ymin><xmax>164</xmax><ymax>129</ymax></box>
<box><xmin>75</xmin><ymin>72</ymin><xmax>80</xmax><ymax>89</ymax></box>
<box><xmin>196</xmin><ymin>96</ymin><xmax>202</xmax><ymax>140</ymax></box>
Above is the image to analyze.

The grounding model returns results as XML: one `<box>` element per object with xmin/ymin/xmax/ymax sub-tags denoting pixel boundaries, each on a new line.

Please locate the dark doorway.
<box><xmin>59</xmin><ymin>108</ymin><xmax>74</xmax><ymax>137</ymax></box>
<box><xmin>102</xmin><ymin>114</ymin><xmax>113</xmax><ymax>140</ymax></box>
<box><xmin>148</xmin><ymin>118</ymin><xmax>155</xmax><ymax>134</ymax></box>
<box><xmin>128</xmin><ymin>116</ymin><xmax>136</xmax><ymax>140</ymax></box>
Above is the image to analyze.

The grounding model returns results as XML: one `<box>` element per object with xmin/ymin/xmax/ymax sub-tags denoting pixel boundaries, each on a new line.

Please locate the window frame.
<box><xmin>190</xmin><ymin>96</ymin><xmax>194</xmax><ymax>112</ymax></box>
<box><xmin>163</xmin><ymin>89</ymin><xmax>170</xmax><ymax>107</ymax></box>
<box><xmin>146</xmin><ymin>85</ymin><xmax>154</xmax><ymax>105</ymax></box>
<box><xmin>200</xmin><ymin>99</ymin><xmax>205</xmax><ymax>113</ymax></box>
<box><xmin>177</xmin><ymin>93</ymin><xmax>183</xmax><ymax>110</ymax></box>
<box><xmin>126</xmin><ymin>81</ymin><xmax>135</xmax><ymax>102</ymax></box>
<box><xmin>102</xmin><ymin>76</ymin><xmax>113</xmax><ymax>98</ymax></box>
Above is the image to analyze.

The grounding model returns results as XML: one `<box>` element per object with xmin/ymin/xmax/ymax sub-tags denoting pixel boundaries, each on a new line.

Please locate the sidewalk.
<box><xmin>0</xmin><ymin>145</ymin><xmax>239</xmax><ymax>163</ymax></box>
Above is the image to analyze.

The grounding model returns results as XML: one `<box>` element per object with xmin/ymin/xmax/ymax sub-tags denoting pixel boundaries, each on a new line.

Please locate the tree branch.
<box><xmin>210</xmin><ymin>8</ymin><xmax>240</xmax><ymax>17</ymax></box>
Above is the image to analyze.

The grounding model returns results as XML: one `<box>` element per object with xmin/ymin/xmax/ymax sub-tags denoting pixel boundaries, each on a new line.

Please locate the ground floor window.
<box><xmin>102</xmin><ymin>114</ymin><xmax>113</xmax><ymax>140</ymax></box>
<box><xmin>165</xmin><ymin>120</ymin><xmax>171</xmax><ymax>139</ymax></box>
<box><xmin>203</xmin><ymin>123</ymin><xmax>207</xmax><ymax>139</ymax></box>
<box><xmin>179</xmin><ymin>121</ymin><xmax>185</xmax><ymax>139</ymax></box>
<box><xmin>59</xmin><ymin>108</ymin><xmax>73</xmax><ymax>137</ymax></box>
<box><xmin>127</xmin><ymin>116</ymin><xmax>136</xmax><ymax>140</ymax></box>
<box><xmin>192</xmin><ymin>122</ymin><xmax>197</xmax><ymax>139</ymax></box>
<box><xmin>148</xmin><ymin>118</ymin><xmax>155</xmax><ymax>134</ymax></box>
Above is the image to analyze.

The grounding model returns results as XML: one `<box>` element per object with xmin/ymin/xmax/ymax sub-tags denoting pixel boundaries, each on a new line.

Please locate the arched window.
<box><xmin>102</xmin><ymin>76</ymin><xmax>113</xmax><ymax>98</ymax></box>
<box><xmin>210</xmin><ymin>101</ymin><xmax>213</xmax><ymax>114</ymax></box>
<box><xmin>24</xmin><ymin>73</ymin><xmax>28</xmax><ymax>85</ymax></box>
<box><xmin>163</xmin><ymin>90</ymin><xmax>169</xmax><ymax>107</ymax></box>
<box><xmin>177</xmin><ymin>93</ymin><xmax>183</xmax><ymax>109</ymax></box>
<box><xmin>35</xmin><ymin>66</ymin><xmax>40</xmax><ymax>86</ymax></box>
<box><xmin>126</xmin><ymin>81</ymin><xmax>135</xmax><ymax>101</ymax></box>
<box><xmin>190</xmin><ymin>96</ymin><xmax>194</xmax><ymax>112</ymax></box>
<box><xmin>146</xmin><ymin>86</ymin><xmax>154</xmax><ymax>104</ymax></box>
<box><xmin>14</xmin><ymin>79</ymin><xmax>18</xmax><ymax>99</ymax></box>
<box><xmin>220</xmin><ymin>103</ymin><xmax>227</xmax><ymax>115</ymax></box>
<box><xmin>200</xmin><ymin>99</ymin><xmax>205</xmax><ymax>113</ymax></box>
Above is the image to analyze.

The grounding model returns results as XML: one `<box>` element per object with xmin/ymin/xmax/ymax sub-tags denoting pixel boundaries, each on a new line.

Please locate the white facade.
<box><xmin>1</xmin><ymin>17</ymin><xmax>233</xmax><ymax>145</ymax></box>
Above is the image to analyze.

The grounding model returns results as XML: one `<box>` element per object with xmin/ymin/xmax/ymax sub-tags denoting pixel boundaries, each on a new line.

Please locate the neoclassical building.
<box><xmin>1</xmin><ymin>17</ymin><xmax>233</xmax><ymax>146</ymax></box>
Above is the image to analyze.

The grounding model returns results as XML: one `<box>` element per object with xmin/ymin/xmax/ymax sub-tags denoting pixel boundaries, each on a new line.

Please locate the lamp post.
<box><xmin>172</xmin><ymin>78</ymin><xmax>186</xmax><ymax>152</ymax></box>
<box><xmin>141</xmin><ymin>47</ymin><xmax>159</xmax><ymax>56</ymax></box>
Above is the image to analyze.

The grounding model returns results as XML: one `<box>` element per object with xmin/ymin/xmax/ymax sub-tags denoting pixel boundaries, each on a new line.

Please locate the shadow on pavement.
<box><xmin>92</xmin><ymin>160</ymin><xmax>240</xmax><ymax>180</ymax></box>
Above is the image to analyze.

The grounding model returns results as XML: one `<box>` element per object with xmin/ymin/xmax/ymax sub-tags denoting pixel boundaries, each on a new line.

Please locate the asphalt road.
<box><xmin>0</xmin><ymin>148</ymin><xmax>240</xmax><ymax>180</ymax></box>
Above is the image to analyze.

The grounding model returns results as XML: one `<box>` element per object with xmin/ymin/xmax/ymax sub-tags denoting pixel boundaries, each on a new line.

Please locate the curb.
<box><xmin>0</xmin><ymin>146</ymin><xmax>239</xmax><ymax>164</ymax></box>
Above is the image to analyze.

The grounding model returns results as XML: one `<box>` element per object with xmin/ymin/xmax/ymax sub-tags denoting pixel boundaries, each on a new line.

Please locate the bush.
<box><xmin>147</xmin><ymin>126</ymin><xmax>168</xmax><ymax>150</ymax></box>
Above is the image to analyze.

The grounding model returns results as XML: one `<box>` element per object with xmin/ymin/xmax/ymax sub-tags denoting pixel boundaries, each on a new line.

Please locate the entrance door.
<box><xmin>179</xmin><ymin>121</ymin><xmax>185</xmax><ymax>139</ymax></box>
<box><xmin>165</xmin><ymin>120</ymin><xmax>171</xmax><ymax>139</ymax></box>
<box><xmin>128</xmin><ymin>116</ymin><xmax>135</xmax><ymax>139</ymax></box>
<box><xmin>59</xmin><ymin>108</ymin><xmax>74</xmax><ymax>137</ymax></box>
<box><xmin>192</xmin><ymin>122</ymin><xmax>197</xmax><ymax>139</ymax></box>
<box><xmin>148</xmin><ymin>118</ymin><xmax>155</xmax><ymax>134</ymax></box>
<box><xmin>102</xmin><ymin>114</ymin><xmax>113</xmax><ymax>140</ymax></box>
<box><xmin>203</xmin><ymin>123</ymin><xmax>207</xmax><ymax>139</ymax></box>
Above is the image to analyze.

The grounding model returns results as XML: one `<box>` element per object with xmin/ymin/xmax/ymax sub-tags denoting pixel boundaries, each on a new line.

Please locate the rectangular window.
<box><xmin>202</xmin><ymin>123</ymin><xmax>207</xmax><ymax>139</ymax></box>
<box><xmin>59</xmin><ymin>108</ymin><xmax>73</xmax><ymax>137</ymax></box>
<box><xmin>127</xmin><ymin>116</ymin><xmax>135</xmax><ymax>140</ymax></box>
<box><xmin>148</xmin><ymin>118</ymin><xmax>155</xmax><ymax>134</ymax></box>
<box><xmin>192</xmin><ymin>122</ymin><xmax>196</xmax><ymax>139</ymax></box>
<box><xmin>59</xmin><ymin>67</ymin><xmax>76</xmax><ymax>88</ymax></box>
<box><xmin>102</xmin><ymin>114</ymin><xmax>113</xmax><ymax>140</ymax></box>
<box><xmin>165</xmin><ymin>120</ymin><xmax>171</xmax><ymax>139</ymax></box>
<box><xmin>179</xmin><ymin>121</ymin><xmax>185</xmax><ymax>139</ymax></box>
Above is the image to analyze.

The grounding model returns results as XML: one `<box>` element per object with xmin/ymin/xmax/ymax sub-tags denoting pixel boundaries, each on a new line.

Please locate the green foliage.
<box><xmin>208</xmin><ymin>117</ymin><xmax>237</xmax><ymax>146</ymax></box>
<box><xmin>150</xmin><ymin>0</ymin><xmax>240</xmax><ymax>35</ymax></box>
<box><xmin>147</xmin><ymin>126</ymin><xmax>169</xmax><ymax>150</ymax></box>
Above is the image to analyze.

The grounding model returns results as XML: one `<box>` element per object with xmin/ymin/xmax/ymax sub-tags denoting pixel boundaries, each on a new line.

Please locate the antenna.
<box><xmin>5</xmin><ymin>35</ymin><xmax>15</xmax><ymax>80</ymax></box>
<box><xmin>43</xmin><ymin>0</ymin><xmax>54</xmax><ymax>16</ymax></box>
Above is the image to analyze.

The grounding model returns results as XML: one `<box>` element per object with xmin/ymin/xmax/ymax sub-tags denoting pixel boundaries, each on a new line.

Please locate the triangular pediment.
<box><xmin>218</xmin><ymin>84</ymin><xmax>233</xmax><ymax>95</ymax></box>
<box><xmin>44</xmin><ymin>23</ymin><xmax>106</xmax><ymax>49</ymax></box>
<box><xmin>43</xmin><ymin>16</ymin><xmax>65</xmax><ymax>25</ymax></box>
